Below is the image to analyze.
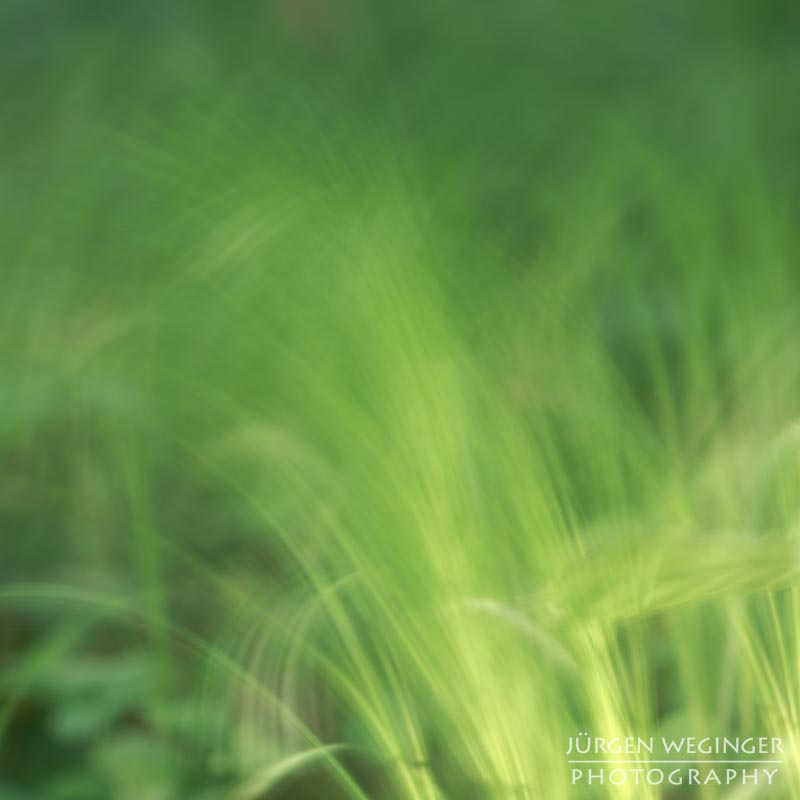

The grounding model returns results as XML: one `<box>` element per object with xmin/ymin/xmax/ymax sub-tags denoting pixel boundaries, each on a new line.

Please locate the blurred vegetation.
<box><xmin>3</xmin><ymin>1</ymin><xmax>800</xmax><ymax>798</ymax></box>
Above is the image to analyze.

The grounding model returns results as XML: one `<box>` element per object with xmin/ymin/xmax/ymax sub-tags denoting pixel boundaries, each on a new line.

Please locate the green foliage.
<box><xmin>2</xmin><ymin>1</ymin><xmax>800</xmax><ymax>797</ymax></box>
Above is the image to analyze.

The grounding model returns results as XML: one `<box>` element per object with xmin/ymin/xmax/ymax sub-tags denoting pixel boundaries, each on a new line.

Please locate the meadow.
<box><xmin>2</xmin><ymin>2</ymin><xmax>800</xmax><ymax>798</ymax></box>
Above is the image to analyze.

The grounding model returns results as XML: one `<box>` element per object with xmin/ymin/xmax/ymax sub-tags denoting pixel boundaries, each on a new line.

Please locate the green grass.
<box><xmin>2</xmin><ymin>2</ymin><xmax>800</xmax><ymax>798</ymax></box>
